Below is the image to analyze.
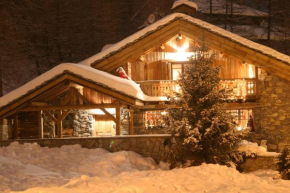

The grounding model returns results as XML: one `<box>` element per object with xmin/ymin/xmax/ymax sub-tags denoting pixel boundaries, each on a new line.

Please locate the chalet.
<box><xmin>1</xmin><ymin>2</ymin><xmax>290</xmax><ymax>152</ymax></box>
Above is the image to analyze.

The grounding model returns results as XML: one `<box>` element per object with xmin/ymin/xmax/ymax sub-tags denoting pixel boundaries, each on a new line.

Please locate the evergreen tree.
<box><xmin>165</xmin><ymin>40</ymin><xmax>242</xmax><ymax>167</ymax></box>
<box><xmin>277</xmin><ymin>146</ymin><xmax>290</xmax><ymax>180</ymax></box>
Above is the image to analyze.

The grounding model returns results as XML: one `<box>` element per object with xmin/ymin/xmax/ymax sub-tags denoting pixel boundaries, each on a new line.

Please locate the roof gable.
<box><xmin>0</xmin><ymin>63</ymin><xmax>168</xmax><ymax>118</ymax></box>
<box><xmin>79</xmin><ymin>13</ymin><xmax>290</xmax><ymax>80</ymax></box>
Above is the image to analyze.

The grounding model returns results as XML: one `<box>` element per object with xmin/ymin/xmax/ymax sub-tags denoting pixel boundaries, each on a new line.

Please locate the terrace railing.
<box><xmin>137</xmin><ymin>78</ymin><xmax>256</xmax><ymax>101</ymax></box>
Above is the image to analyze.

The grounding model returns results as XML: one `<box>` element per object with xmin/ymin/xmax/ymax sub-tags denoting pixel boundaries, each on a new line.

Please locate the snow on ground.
<box><xmin>238</xmin><ymin>140</ymin><xmax>280</xmax><ymax>157</ymax></box>
<box><xmin>1</xmin><ymin>142</ymin><xmax>290</xmax><ymax>193</ymax></box>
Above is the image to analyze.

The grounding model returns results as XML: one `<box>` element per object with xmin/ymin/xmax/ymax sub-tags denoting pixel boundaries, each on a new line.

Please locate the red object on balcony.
<box><xmin>116</xmin><ymin>67</ymin><xmax>131</xmax><ymax>80</ymax></box>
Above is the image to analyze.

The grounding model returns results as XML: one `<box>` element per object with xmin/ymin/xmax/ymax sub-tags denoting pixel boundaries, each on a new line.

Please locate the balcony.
<box><xmin>137</xmin><ymin>78</ymin><xmax>256</xmax><ymax>101</ymax></box>
<box><xmin>220</xmin><ymin>78</ymin><xmax>256</xmax><ymax>101</ymax></box>
<box><xmin>136</xmin><ymin>80</ymin><xmax>179</xmax><ymax>97</ymax></box>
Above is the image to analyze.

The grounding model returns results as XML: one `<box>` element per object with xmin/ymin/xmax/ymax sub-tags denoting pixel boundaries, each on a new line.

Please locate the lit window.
<box><xmin>227</xmin><ymin>109</ymin><xmax>253</xmax><ymax>130</ymax></box>
<box><xmin>172</xmin><ymin>64</ymin><xmax>182</xmax><ymax>80</ymax></box>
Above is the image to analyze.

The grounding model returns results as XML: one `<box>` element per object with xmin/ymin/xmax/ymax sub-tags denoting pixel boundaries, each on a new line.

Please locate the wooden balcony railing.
<box><xmin>137</xmin><ymin>78</ymin><xmax>256</xmax><ymax>100</ymax></box>
<box><xmin>220</xmin><ymin>78</ymin><xmax>256</xmax><ymax>100</ymax></box>
<box><xmin>136</xmin><ymin>80</ymin><xmax>179</xmax><ymax>97</ymax></box>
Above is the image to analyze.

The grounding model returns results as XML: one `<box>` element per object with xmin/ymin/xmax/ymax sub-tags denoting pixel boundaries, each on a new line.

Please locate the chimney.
<box><xmin>171</xmin><ymin>0</ymin><xmax>198</xmax><ymax>16</ymax></box>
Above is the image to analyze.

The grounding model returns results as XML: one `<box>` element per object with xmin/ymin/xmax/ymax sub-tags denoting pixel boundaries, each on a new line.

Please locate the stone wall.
<box><xmin>0</xmin><ymin>135</ymin><xmax>171</xmax><ymax>162</ymax></box>
<box><xmin>249</xmin><ymin>72</ymin><xmax>290</xmax><ymax>151</ymax></box>
<box><xmin>0</xmin><ymin>135</ymin><xmax>279</xmax><ymax>172</ymax></box>
<box><xmin>72</xmin><ymin>110</ymin><xmax>93</xmax><ymax>137</ymax></box>
<box><xmin>239</xmin><ymin>156</ymin><xmax>278</xmax><ymax>173</ymax></box>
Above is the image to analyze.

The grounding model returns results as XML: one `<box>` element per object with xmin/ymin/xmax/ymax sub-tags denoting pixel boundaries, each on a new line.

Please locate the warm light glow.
<box><xmin>236</xmin><ymin>126</ymin><xmax>243</xmax><ymax>131</ymax></box>
<box><xmin>161</xmin><ymin>111</ymin><xmax>167</xmax><ymax>115</ymax></box>
<box><xmin>140</xmin><ymin>55</ymin><xmax>145</xmax><ymax>61</ymax></box>
<box><xmin>248</xmin><ymin>64</ymin><xmax>254</xmax><ymax>78</ymax></box>
<box><xmin>89</xmin><ymin>108</ymin><xmax>116</xmax><ymax>115</ymax></box>
<box><xmin>165</xmin><ymin>39</ymin><xmax>192</xmax><ymax>61</ymax></box>
<box><xmin>170</xmin><ymin>39</ymin><xmax>189</xmax><ymax>52</ymax></box>
<box><xmin>164</xmin><ymin>52</ymin><xmax>193</xmax><ymax>61</ymax></box>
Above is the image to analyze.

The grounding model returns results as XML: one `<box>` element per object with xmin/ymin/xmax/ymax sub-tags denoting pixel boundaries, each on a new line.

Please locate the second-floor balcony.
<box><xmin>136</xmin><ymin>78</ymin><xmax>257</xmax><ymax>101</ymax></box>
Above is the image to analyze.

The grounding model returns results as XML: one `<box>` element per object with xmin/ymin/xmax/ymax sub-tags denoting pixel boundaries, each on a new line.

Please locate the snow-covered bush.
<box><xmin>164</xmin><ymin>39</ymin><xmax>243</xmax><ymax>168</ymax></box>
<box><xmin>277</xmin><ymin>146</ymin><xmax>290</xmax><ymax>180</ymax></box>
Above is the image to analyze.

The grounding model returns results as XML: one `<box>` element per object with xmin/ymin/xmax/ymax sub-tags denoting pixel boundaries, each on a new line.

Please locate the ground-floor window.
<box><xmin>145</xmin><ymin>110</ymin><xmax>167</xmax><ymax>129</ymax></box>
<box><xmin>227</xmin><ymin>109</ymin><xmax>254</xmax><ymax>131</ymax></box>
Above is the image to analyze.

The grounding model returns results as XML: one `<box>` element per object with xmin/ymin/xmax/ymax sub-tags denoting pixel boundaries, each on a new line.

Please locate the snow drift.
<box><xmin>1</xmin><ymin>142</ymin><xmax>290</xmax><ymax>193</ymax></box>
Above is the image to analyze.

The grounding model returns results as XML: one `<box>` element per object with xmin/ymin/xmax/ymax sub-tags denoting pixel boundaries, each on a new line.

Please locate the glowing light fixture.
<box><xmin>165</xmin><ymin>39</ymin><xmax>192</xmax><ymax>61</ymax></box>
<box><xmin>178</xmin><ymin>34</ymin><xmax>183</xmax><ymax>39</ymax></box>
<box><xmin>161</xmin><ymin>111</ymin><xmax>167</xmax><ymax>115</ymax></box>
<box><xmin>140</xmin><ymin>55</ymin><xmax>145</xmax><ymax>61</ymax></box>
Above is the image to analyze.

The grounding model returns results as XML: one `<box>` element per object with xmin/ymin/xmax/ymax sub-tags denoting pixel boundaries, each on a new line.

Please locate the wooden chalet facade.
<box><xmin>1</xmin><ymin>11</ymin><xmax>290</xmax><ymax>151</ymax></box>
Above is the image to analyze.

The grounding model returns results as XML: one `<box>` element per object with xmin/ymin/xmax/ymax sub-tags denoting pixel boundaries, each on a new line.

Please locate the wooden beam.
<box><xmin>129</xmin><ymin>108</ymin><xmax>134</xmax><ymax>135</ymax></box>
<box><xmin>255</xmin><ymin>67</ymin><xmax>259</xmax><ymax>99</ymax></box>
<box><xmin>61</xmin><ymin>109</ymin><xmax>72</xmax><ymax>121</ymax></box>
<box><xmin>116</xmin><ymin>102</ymin><xmax>121</xmax><ymax>135</ymax></box>
<box><xmin>29</xmin><ymin>102</ymin><xmax>47</xmax><ymax>106</ymax></box>
<box><xmin>61</xmin><ymin>93</ymin><xmax>70</xmax><ymax>106</ymax></box>
<box><xmin>75</xmin><ymin>89</ymin><xmax>91</xmax><ymax>105</ymax></box>
<box><xmin>100</xmin><ymin>108</ymin><xmax>116</xmax><ymax>123</ymax></box>
<box><xmin>14</xmin><ymin>113</ymin><xmax>18</xmax><ymax>139</ymax></box>
<box><xmin>0</xmin><ymin>102</ymin><xmax>29</xmax><ymax>119</ymax></box>
<box><xmin>43</xmin><ymin>110</ymin><xmax>57</xmax><ymax>123</ymax></box>
<box><xmin>38</xmin><ymin>111</ymin><xmax>44</xmax><ymax>139</ymax></box>
<box><xmin>22</xmin><ymin>103</ymin><xmax>119</xmax><ymax>111</ymax></box>
<box><xmin>56</xmin><ymin>110</ymin><xmax>63</xmax><ymax>138</ymax></box>
<box><xmin>70</xmin><ymin>87</ymin><xmax>76</xmax><ymax>105</ymax></box>
<box><xmin>224</xmin><ymin>103</ymin><xmax>262</xmax><ymax>109</ymax></box>
<box><xmin>0</xmin><ymin>75</ymin><xmax>69</xmax><ymax>118</ymax></box>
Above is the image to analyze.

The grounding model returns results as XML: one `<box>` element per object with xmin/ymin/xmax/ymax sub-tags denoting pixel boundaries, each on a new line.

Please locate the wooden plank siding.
<box><xmin>83</xmin><ymin>87</ymin><xmax>114</xmax><ymax>104</ymax></box>
<box><xmin>17</xmin><ymin>112</ymin><xmax>39</xmax><ymax>139</ymax></box>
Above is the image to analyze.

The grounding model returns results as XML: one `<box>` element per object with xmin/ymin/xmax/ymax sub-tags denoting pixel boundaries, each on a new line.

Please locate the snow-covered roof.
<box><xmin>194</xmin><ymin>0</ymin><xmax>267</xmax><ymax>16</ymax></box>
<box><xmin>101</xmin><ymin>44</ymin><xmax>115</xmax><ymax>51</ymax></box>
<box><xmin>172</xmin><ymin>0</ymin><xmax>199</xmax><ymax>11</ymax></box>
<box><xmin>0</xmin><ymin>63</ymin><xmax>167</xmax><ymax>108</ymax></box>
<box><xmin>80</xmin><ymin>13</ymin><xmax>290</xmax><ymax>67</ymax></box>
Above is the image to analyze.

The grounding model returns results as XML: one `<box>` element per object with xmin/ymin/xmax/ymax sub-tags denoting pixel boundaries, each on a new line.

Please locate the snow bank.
<box><xmin>0</xmin><ymin>142</ymin><xmax>160</xmax><ymax>192</ymax></box>
<box><xmin>238</xmin><ymin>140</ymin><xmax>280</xmax><ymax>157</ymax></box>
<box><xmin>0</xmin><ymin>63</ymin><xmax>167</xmax><ymax>108</ymax></box>
<box><xmin>1</xmin><ymin>142</ymin><xmax>290</xmax><ymax>193</ymax></box>
<box><xmin>10</xmin><ymin>163</ymin><xmax>290</xmax><ymax>193</ymax></box>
